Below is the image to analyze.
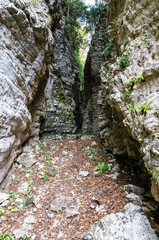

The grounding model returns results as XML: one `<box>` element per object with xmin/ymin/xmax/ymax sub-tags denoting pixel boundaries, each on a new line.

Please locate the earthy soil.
<box><xmin>0</xmin><ymin>138</ymin><xmax>158</xmax><ymax>239</ymax></box>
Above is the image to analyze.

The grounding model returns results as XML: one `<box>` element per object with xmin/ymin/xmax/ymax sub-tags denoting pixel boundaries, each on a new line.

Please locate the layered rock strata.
<box><xmin>85</xmin><ymin>0</ymin><xmax>159</xmax><ymax>200</ymax></box>
<box><xmin>0</xmin><ymin>0</ymin><xmax>52</xmax><ymax>185</ymax></box>
<box><xmin>40</xmin><ymin>0</ymin><xmax>82</xmax><ymax>140</ymax></box>
<box><xmin>82</xmin><ymin>10</ymin><xmax>108</xmax><ymax>136</ymax></box>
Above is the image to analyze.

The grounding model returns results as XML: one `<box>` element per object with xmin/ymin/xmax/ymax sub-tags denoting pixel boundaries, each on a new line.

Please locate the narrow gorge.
<box><xmin>0</xmin><ymin>0</ymin><xmax>159</xmax><ymax>239</ymax></box>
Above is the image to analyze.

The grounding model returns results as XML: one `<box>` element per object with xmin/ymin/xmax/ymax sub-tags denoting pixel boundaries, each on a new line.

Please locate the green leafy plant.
<box><xmin>123</xmin><ymin>90</ymin><xmax>132</xmax><ymax>99</ymax></box>
<box><xmin>129</xmin><ymin>104</ymin><xmax>136</xmax><ymax>111</ymax></box>
<box><xmin>0</xmin><ymin>232</ymin><xmax>9</xmax><ymax>239</ymax></box>
<box><xmin>119</xmin><ymin>55</ymin><xmax>130</xmax><ymax>70</ymax></box>
<box><xmin>44</xmin><ymin>155</ymin><xmax>51</xmax><ymax>163</ymax></box>
<box><xmin>103</xmin><ymin>18</ymin><xmax>122</xmax><ymax>58</ymax></box>
<box><xmin>68</xmin><ymin>111</ymin><xmax>73</xmax><ymax>118</ymax></box>
<box><xmin>102</xmin><ymin>42</ymin><xmax>114</xmax><ymax>57</ymax></box>
<box><xmin>94</xmin><ymin>162</ymin><xmax>111</xmax><ymax>174</ymax></box>
<box><xmin>136</xmin><ymin>101</ymin><xmax>152</xmax><ymax>115</ymax></box>
<box><xmin>87</xmin><ymin>150</ymin><xmax>98</xmax><ymax>157</ymax></box>
<box><xmin>57</xmin><ymin>86</ymin><xmax>67</xmax><ymax>103</ymax></box>
<box><xmin>24</xmin><ymin>167</ymin><xmax>30</xmax><ymax>173</ymax></box>
<box><xmin>91</xmin><ymin>142</ymin><xmax>98</xmax><ymax>147</ymax></box>
<box><xmin>23</xmin><ymin>199</ymin><xmax>27</xmax><ymax>207</ymax></box>
<box><xmin>9</xmin><ymin>191</ymin><xmax>14</xmax><ymax>197</ymax></box>
<box><xmin>8</xmin><ymin>206</ymin><xmax>16</xmax><ymax>212</ymax></box>
<box><xmin>24</xmin><ymin>187</ymin><xmax>32</xmax><ymax>196</ymax></box>
<box><xmin>0</xmin><ymin>208</ymin><xmax>5</xmax><ymax>216</ymax></box>
<box><xmin>129</xmin><ymin>102</ymin><xmax>152</xmax><ymax>122</ymax></box>
<box><xmin>47</xmin><ymin>104</ymin><xmax>52</xmax><ymax>108</ymax></box>
<box><xmin>100</xmin><ymin>148</ymin><xmax>108</xmax><ymax>155</ymax></box>
<box><xmin>110</xmin><ymin>18</ymin><xmax>122</xmax><ymax>25</ymax></box>
<box><xmin>124</xmin><ymin>39</ymin><xmax>130</xmax><ymax>47</ymax></box>
<box><xmin>9</xmin><ymin>191</ymin><xmax>16</xmax><ymax>202</ymax></box>
<box><xmin>9</xmin><ymin>234</ymin><xmax>15</xmax><ymax>240</ymax></box>
<box><xmin>43</xmin><ymin>170</ymin><xmax>49</xmax><ymax>180</ymax></box>
<box><xmin>93</xmin><ymin>156</ymin><xmax>103</xmax><ymax>163</ymax></box>
<box><xmin>140</xmin><ymin>32</ymin><xmax>150</xmax><ymax>44</ymax></box>
<box><xmin>22</xmin><ymin>235</ymin><xmax>28</xmax><ymax>240</ymax></box>
<box><xmin>128</xmin><ymin>72</ymin><xmax>144</xmax><ymax>87</ymax></box>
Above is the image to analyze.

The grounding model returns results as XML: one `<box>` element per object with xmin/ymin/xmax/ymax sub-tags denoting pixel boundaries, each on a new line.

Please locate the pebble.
<box><xmin>79</xmin><ymin>171</ymin><xmax>90</xmax><ymax>177</ymax></box>
<box><xmin>0</xmin><ymin>193</ymin><xmax>9</xmax><ymax>204</ymax></box>
<box><xmin>93</xmin><ymin>171</ymin><xmax>100</xmax><ymax>177</ymax></box>
<box><xmin>50</xmin><ymin>199</ymin><xmax>66</xmax><ymax>212</ymax></box>
<box><xmin>126</xmin><ymin>193</ymin><xmax>143</xmax><ymax>206</ymax></box>
<box><xmin>47</xmin><ymin>213</ymin><xmax>54</xmax><ymax>218</ymax></box>
<box><xmin>124</xmin><ymin>184</ymin><xmax>145</xmax><ymax>195</ymax></box>
<box><xmin>62</xmin><ymin>151</ymin><xmax>68</xmax><ymax>156</ymax></box>
<box><xmin>124</xmin><ymin>203</ymin><xmax>141</xmax><ymax>214</ymax></box>
<box><xmin>106</xmin><ymin>172</ymin><xmax>120</xmax><ymax>180</ymax></box>
<box><xmin>13</xmin><ymin>229</ymin><xmax>27</xmax><ymax>239</ymax></box>
<box><xmin>18</xmin><ymin>182</ymin><xmax>29</xmax><ymax>194</ymax></box>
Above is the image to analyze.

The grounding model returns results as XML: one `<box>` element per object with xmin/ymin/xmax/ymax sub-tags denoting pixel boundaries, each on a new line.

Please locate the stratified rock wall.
<box><xmin>0</xmin><ymin>0</ymin><xmax>52</xmax><ymax>184</ymax></box>
<box><xmin>84</xmin><ymin>0</ymin><xmax>159</xmax><ymax>201</ymax></box>
<box><xmin>82</xmin><ymin>10</ymin><xmax>108</xmax><ymax>136</ymax></box>
<box><xmin>40</xmin><ymin>0</ymin><xmax>82</xmax><ymax>140</ymax></box>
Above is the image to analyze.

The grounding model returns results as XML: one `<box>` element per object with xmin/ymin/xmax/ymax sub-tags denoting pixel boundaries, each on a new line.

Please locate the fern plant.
<box><xmin>94</xmin><ymin>162</ymin><xmax>111</xmax><ymax>174</ymax></box>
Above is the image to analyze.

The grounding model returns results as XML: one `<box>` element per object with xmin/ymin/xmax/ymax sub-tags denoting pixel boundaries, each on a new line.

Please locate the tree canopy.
<box><xmin>65</xmin><ymin>0</ymin><xmax>105</xmax><ymax>88</ymax></box>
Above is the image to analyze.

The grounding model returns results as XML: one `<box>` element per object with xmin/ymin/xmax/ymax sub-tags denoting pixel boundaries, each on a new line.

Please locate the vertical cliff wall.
<box><xmin>82</xmin><ymin>10</ymin><xmax>108</xmax><ymax>136</ymax></box>
<box><xmin>40</xmin><ymin>0</ymin><xmax>82</xmax><ymax>140</ymax></box>
<box><xmin>0</xmin><ymin>0</ymin><xmax>52</xmax><ymax>185</ymax></box>
<box><xmin>84</xmin><ymin>0</ymin><xmax>159</xmax><ymax>201</ymax></box>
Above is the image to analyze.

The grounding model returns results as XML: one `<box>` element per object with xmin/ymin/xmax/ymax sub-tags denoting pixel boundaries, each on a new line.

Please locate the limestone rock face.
<box><xmin>93</xmin><ymin>211</ymin><xmax>158</xmax><ymax>240</ymax></box>
<box><xmin>40</xmin><ymin>0</ymin><xmax>82</xmax><ymax>140</ymax></box>
<box><xmin>84</xmin><ymin>203</ymin><xmax>158</xmax><ymax>240</ymax></box>
<box><xmin>0</xmin><ymin>0</ymin><xmax>52</xmax><ymax>185</ymax></box>
<box><xmin>82</xmin><ymin>11</ymin><xmax>107</xmax><ymax>136</ymax></box>
<box><xmin>84</xmin><ymin>0</ymin><xmax>159</xmax><ymax>201</ymax></box>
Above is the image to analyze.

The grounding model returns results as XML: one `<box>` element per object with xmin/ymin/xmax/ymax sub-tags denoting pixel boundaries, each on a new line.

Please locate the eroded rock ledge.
<box><xmin>0</xmin><ymin>0</ymin><xmax>52</xmax><ymax>185</ymax></box>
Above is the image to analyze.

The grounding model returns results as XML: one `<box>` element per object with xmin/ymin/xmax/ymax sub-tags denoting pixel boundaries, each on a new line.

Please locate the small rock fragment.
<box><xmin>15</xmin><ymin>198</ymin><xmax>23</xmax><ymax>204</ymax></box>
<box><xmin>24</xmin><ymin>215</ymin><xmax>37</xmax><ymax>224</ymax></box>
<box><xmin>22</xmin><ymin>215</ymin><xmax>37</xmax><ymax>231</ymax></box>
<box><xmin>124</xmin><ymin>203</ymin><xmax>142</xmax><ymax>214</ymax></box>
<box><xmin>13</xmin><ymin>229</ymin><xmax>27</xmax><ymax>239</ymax></box>
<box><xmin>126</xmin><ymin>193</ymin><xmax>143</xmax><ymax>206</ymax></box>
<box><xmin>65</xmin><ymin>208</ymin><xmax>79</xmax><ymax>218</ymax></box>
<box><xmin>79</xmin><ymin>170</ymin><xmax>90</xmax><ymax>177</ymax></box>
<box><xmin>17</xmin><ymin>157</ymin><xmax>37</xmax><ymax>167</ymax></box>
<box><xmin>90</xmin><ymin>204</ymin><xmax>96</xmax><ymax>209</ymax></box>
<box><xmin>124</xmin><ymin>184</ymin><xmax>145</xmax><ymax>195</ymax></box>
<box><xmin>106</xmin><ymin>172</ymin><xmax>120</xmax><ymax>180</ymax></box>
<box><xmin>95</xmin><ymin>204</ymin><xmax>105</xmax><ymax>212</ymax></box>
<box><xmin>0</xmin><ymin>193</ymin><xmax>9</xmax><ymax>204</ymax></box>
<box><xmin>47</xmin><ymin>213</ymin><xmax>54</xmax><ymax>218</ymax></box>
<box><xmin>91</xmin><ymin>141</ymin><xmax>97</xmax><ymax>147</ymax></box>
<box><xmin>18</xmin><ymin>182</ymin><xmax>29</xmax><ymax>194</ymax></box>
<box><xmin>50</xmin><ymin>199</ymin><xmax>66</xmax><ymax>212</ymax></box>
<box><xmin>93</xmin><ymin>171</ymin><xmax>100</xmax><ymax>177</ymax></box>
<box><xmin>62</xmin><ymin>151</ymin><xmax>68</xmax><ymax>156</ymax></box>
<box><xmin>111</xmin><ymin>163</ymin><xmax>120</xmax><ymax>173</ymax></box>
